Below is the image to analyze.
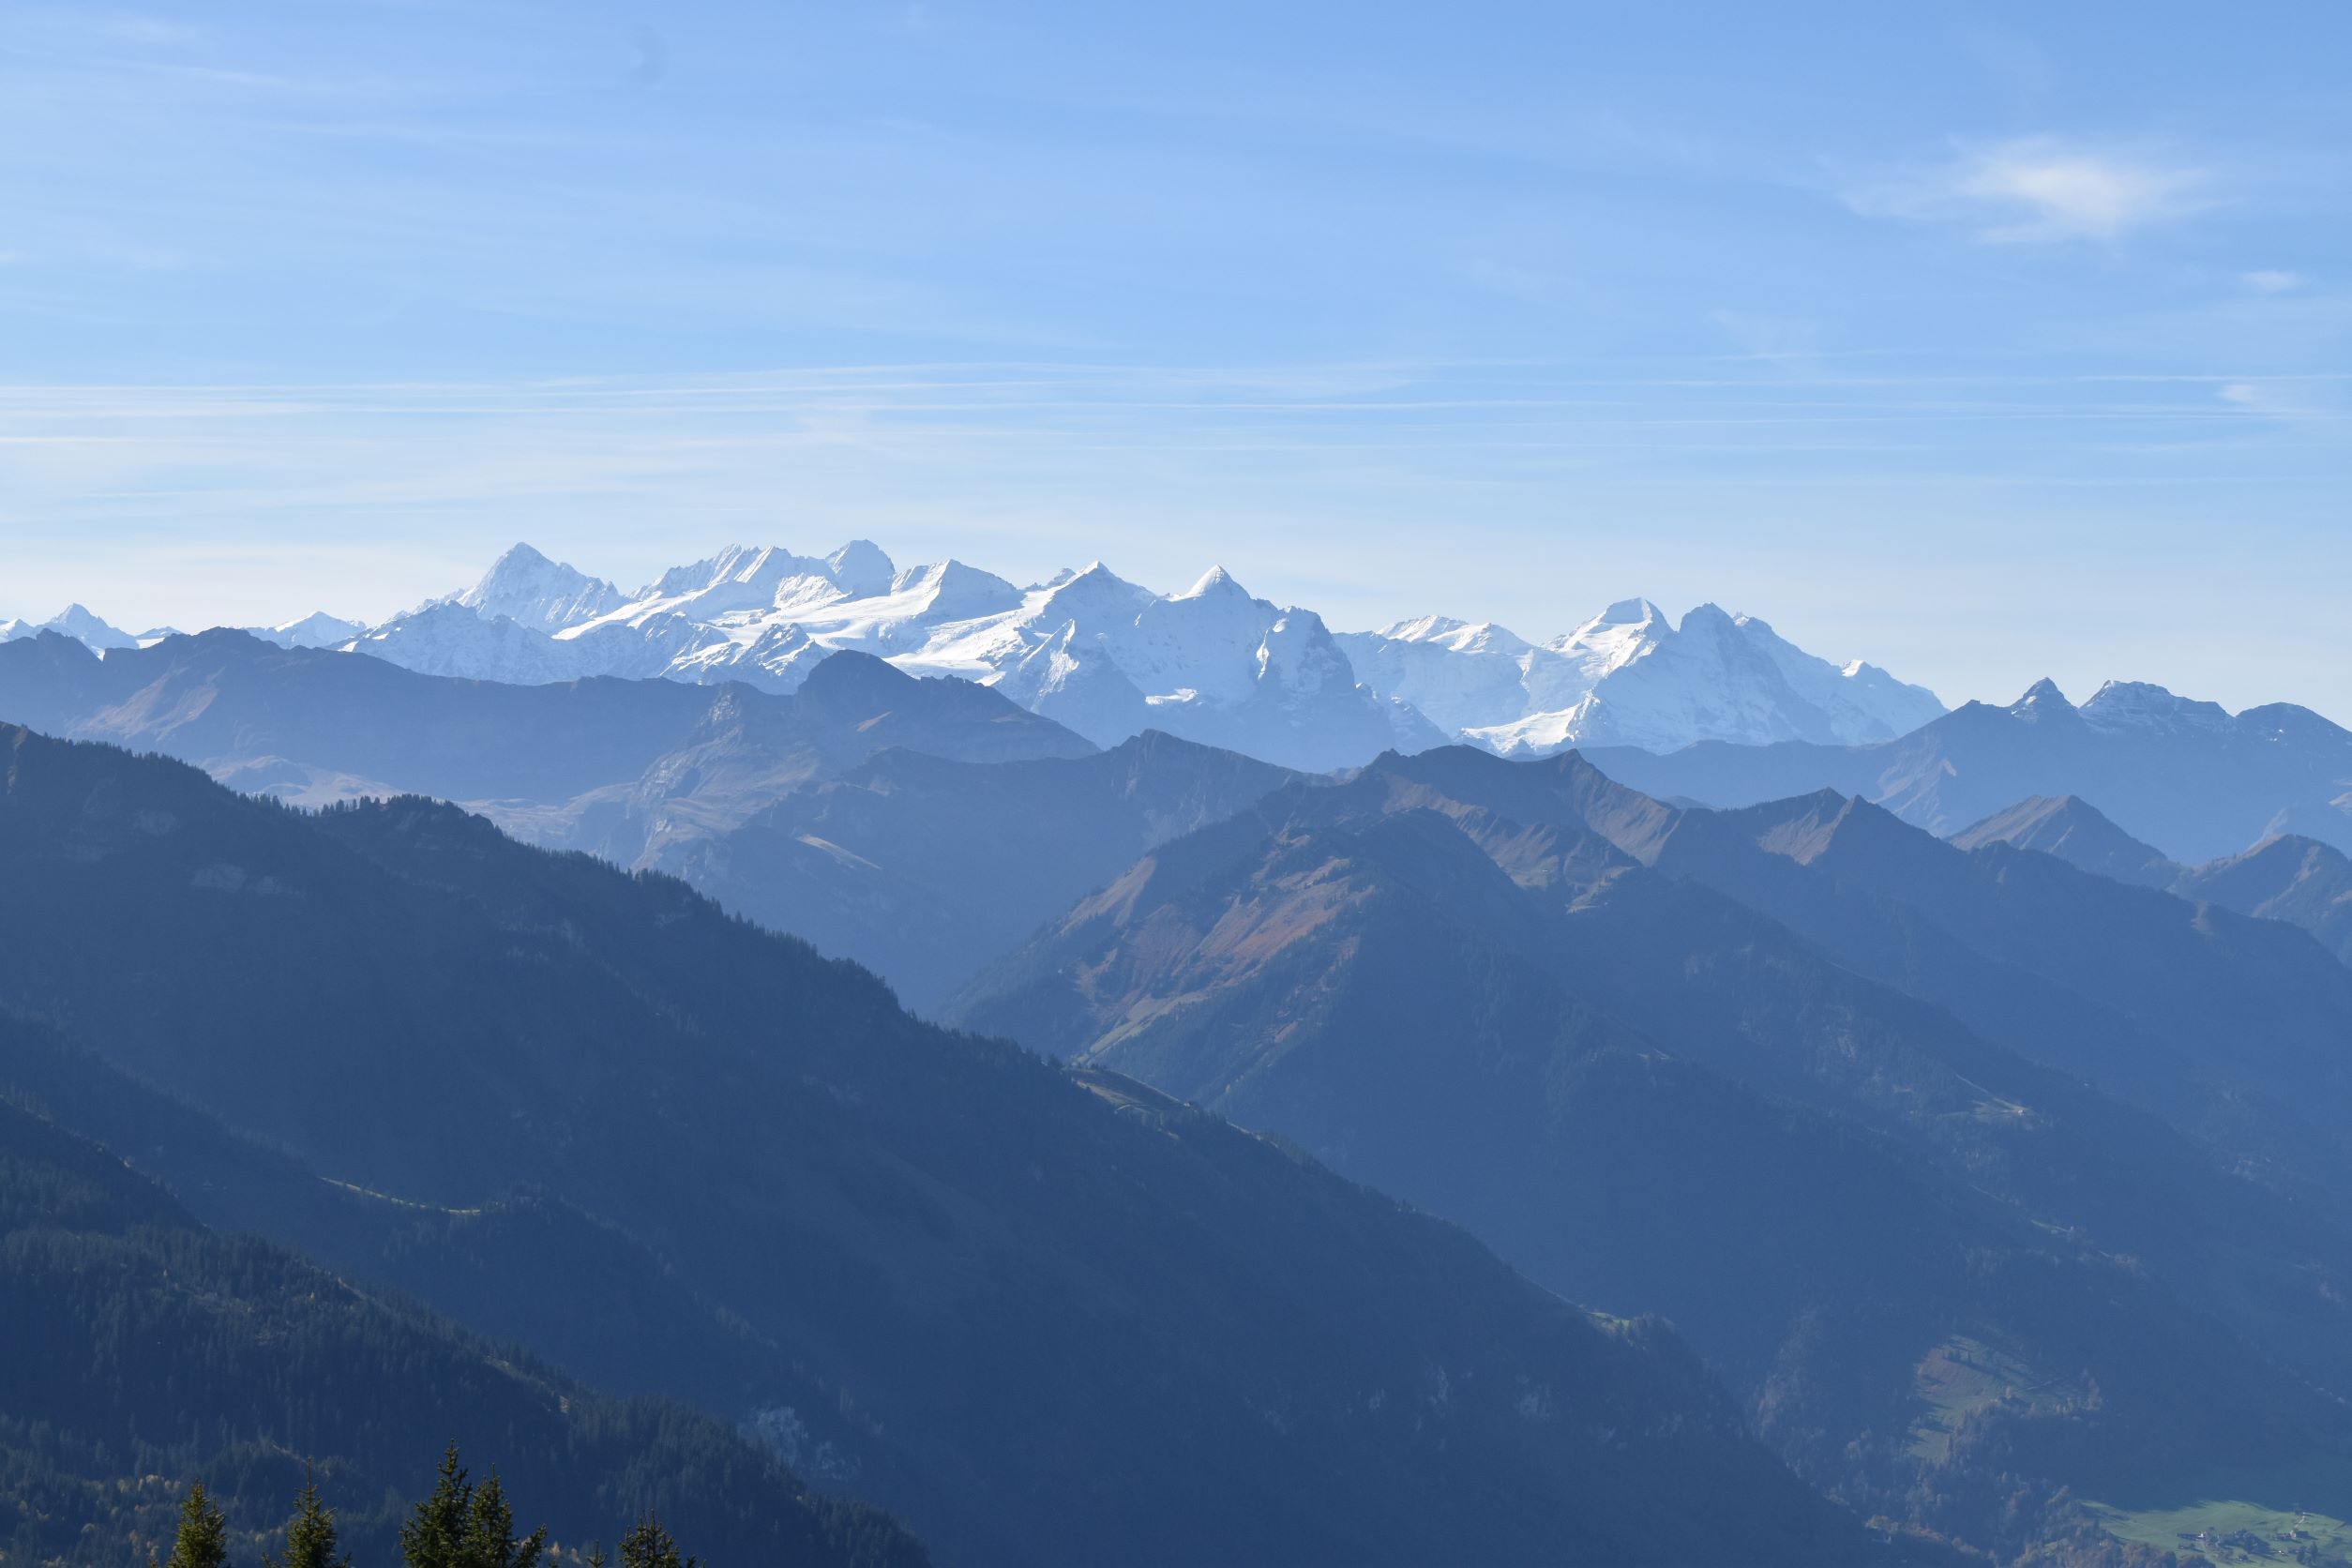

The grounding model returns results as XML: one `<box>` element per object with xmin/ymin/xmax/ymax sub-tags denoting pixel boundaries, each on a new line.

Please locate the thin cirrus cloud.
<box><xmin>1852</xmin><ymin>137</ymin><xmax>2207</xmax><ymax>244</ymax></box>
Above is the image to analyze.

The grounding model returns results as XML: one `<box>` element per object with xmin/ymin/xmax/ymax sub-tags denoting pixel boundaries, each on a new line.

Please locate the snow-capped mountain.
<box><xmin>13</xmin><ymin>539</ymin><xmax>1951</xmax><ymax>769</ymax></box>
<box><xmin>248</xmin><ymin>611</ymin><xmax>368</xmax><ymax>650</ymax></box>
<box><xmin>437</xmin><ymin>541</ymin><xmax>628</xmax><ymax>631</ymax></box>
<box><xmin>0</xmin><ymin>604</ymin><xmax>141</xmax><ymax>651</ymax></box>
<box><xmin>1334</xmin><ymin>598</ymin><xmax>1945</xmax><ymax>755</ymax></box>
<box><xmin>5</xmin><ymin>606</ymin><xmax>365</xmax><ymax>655</ymax></box>
<box><xmin>354</xmin><ymin>543</ymin><xmax>1439</xmax><ymax>771</ymax></box>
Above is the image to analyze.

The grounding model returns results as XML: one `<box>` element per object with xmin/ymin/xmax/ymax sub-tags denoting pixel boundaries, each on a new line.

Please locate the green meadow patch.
<box><xmin>2087</xmin><ymin>1496</ymin><xmax>2352</xmax><ymax>1564</ymax></box>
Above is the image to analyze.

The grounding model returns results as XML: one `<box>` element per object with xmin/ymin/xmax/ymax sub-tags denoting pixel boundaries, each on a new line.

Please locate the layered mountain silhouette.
<box><xmin>0</xmin><ymin>628</ymin><xmax>1093</xmax><ymax>814</ymax></box>
<box><xmin>648</xmin><ymin>731</ymin><xmax>1298</xmax><ymax>1010</ymax></box>
<box><xmin>1955</xmin><ymin>793</ymin><xmax>2352</xmax><ymax>968</ymax></box>
<box><xmin>956</xmin><ymin>746</ymin><xmax>2352</xmax><ymax>1558</ymax></box>
<box><xmin>0</xmin><ymin>632</ymin><xmax>1301</xmax><ymax>1009</ymax></box>
<box><xmin>1582</xmin><ymin>677</ymin><xmax>2352</xmax><ymax>863</ymax></box>
<box><xmin>8</xmin><ymin>632</ymin><xmax>2347</xmax><ymax>1003</ymax></box>
<box><xmin>0</xmin><ymin>723</ymin><xmax>1875</xmax><ymax>1568</ymax></box>
<box><xmin>1947</xmin><ymin>792</ymin><xmax>2180</xmax><ymax>885</ymax></box>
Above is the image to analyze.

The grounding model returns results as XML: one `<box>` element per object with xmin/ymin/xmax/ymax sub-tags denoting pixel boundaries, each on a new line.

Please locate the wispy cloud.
<box><xmin>2213</xmin><ymin>377</ymin><xmax>2345</xmax><ymax>422</ymax></box>
<box><xmin>2243</xmin><ymin>268</ymin><xmax>2303</xmax><ymax>294</ymax></box>
<box><xmin>1852</xmin><ymin>137</ymin><xmax>2207</xmax><ymax>243</ymax></box>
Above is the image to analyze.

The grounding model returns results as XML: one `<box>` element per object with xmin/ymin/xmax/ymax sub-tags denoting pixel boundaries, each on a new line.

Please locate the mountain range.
<box><xmin>1334</xmin><ymin>596</ymin><xmax>1943</xmax><ymax>752</ymax></box>
<box><xmin>1584</xmin><ymin>675</ymin><xmax>2352</xmax><ymax>862</ymax></box>
<box><xmin>1954</xmin><ymin>792</ymin><xmax>2352</xmax><ymax>968</ymax></box>
<box><xmin>8</xmin><ymin>593</ymin><xmax>2352</xmax><ymax>1561</ymax></box>
<box><xmin>5</xmin><ymin>539</ymin><xmax>1949</xmax><ymax>769</ymax></box>
<box><xmin>0</xmin><ymin>724</ymin><xmax>1878</xmax><ymax>1568</ymax></box>
<box><xmin>954</xmin><ymin>745</ymin><xmax>2352</xmax><ymax>1560</ymax></box>
<box><xmin>8</xmin><ymin>625</ymin><xmax>2349</xmax><ymax>1018</ymax></box>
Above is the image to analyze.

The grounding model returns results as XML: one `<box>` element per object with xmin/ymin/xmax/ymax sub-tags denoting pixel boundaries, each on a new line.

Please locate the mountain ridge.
<box><xmin>1583</xmin><ymin>676</ymin><xmax>2352</xmax><ymax>862</ymax></box>
<box><xmin>1955</xmin><ymin>792</ymin><xmax>2352</xmax><ymax>967</ymax></box>
<box><xmin>15</xmin><ymin>539</ymin><xmax>1953</xmax><ymax>769</ymax></box>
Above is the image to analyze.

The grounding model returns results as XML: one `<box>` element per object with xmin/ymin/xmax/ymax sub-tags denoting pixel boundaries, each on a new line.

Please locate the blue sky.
<box><xmin>2</xmin><ymin>1</ymin><xmax>2347</xmax><ymax>716</ymax></box>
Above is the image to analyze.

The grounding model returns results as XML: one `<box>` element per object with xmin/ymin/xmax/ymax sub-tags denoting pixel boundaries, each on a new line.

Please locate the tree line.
<box><xmin>158</xmin><ymin>1446</ymin><xmax>698</xmax><ymax>1568</ymax></box>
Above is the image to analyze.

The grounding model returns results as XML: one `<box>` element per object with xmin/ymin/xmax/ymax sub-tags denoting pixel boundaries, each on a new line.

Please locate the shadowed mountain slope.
<box><xmin>1947</xmin><ymin>793</ymin><xmax>2177</xmax><ymax>886</ymax></box>
<box><xmin>650</xmin><ymin>730</ymin><xmax>1298</xmax><ymax>1011</ymax></box>
<box><xmin>1955</xmin><ymin>793</ymin><xmax>2352</xmax><ymax>969</ymax></box>
<box><xmin>0</xmin><ymin>723</ymin><xmax>1870</xmax><ymax>1568</ymax></box>
<box><xmin>956</xmin><ymin>747</ymin><xmax>2352</xmax><ymax>1562</ymax></box>
<box><xmin>0</xmin><ymin>1063</ymin><xmax>924</xmax><ymax>1568</ymax></box>
<box><xmin>2176</xmin><ymin>833</ymin><xmax>2352</xmax><ymax>968</ymax></box>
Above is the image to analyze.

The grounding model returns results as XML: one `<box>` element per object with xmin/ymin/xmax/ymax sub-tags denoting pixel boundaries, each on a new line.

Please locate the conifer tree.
<box><xmin>401</xmin><ymin>1444</ymin><xmax>473</xmax><ymax>1568</ymax></box>
<box><xmin>401</xmin><ymin>1446</ymin><xmax>549</xmax><ymax>1568</ymax></box>
<box><xmin>265</xmin><ymin>1469</ymin><xmax>351</xmax><ymax>1568</ymax></box>
<box><xmin>165</xmin><ymin>1483</ymin><xmax>230</xmax><ymax>1568</ymax></box>
<box><xmin>619</xmin><ymin>1514</ymin><xmax>699</xmax><ymax>1568</ymax></box>
<box><xmin>461</xmin><ymin>1468</ymin><xmax>547</xmax><ymax>1568</ymax></box>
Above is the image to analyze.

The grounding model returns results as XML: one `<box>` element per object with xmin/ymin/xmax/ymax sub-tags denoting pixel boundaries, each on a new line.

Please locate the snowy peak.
<box><xmin>2081</xmin><ymin>680</ymin><xmax>2235</xmax><ymax>736</ymax></box>
<box><xmin>823</xmin><ymin>539</ymin><xmax>897</xmax><ymax>597</ymax></box>
<box><xmin>1033</xmin><ymin>562</ymin><xmax>1156</xmax><ymax>626</ymax></box>
<box><xmin>2007</xmin><ymin>679</ymin><xmax>2078</xmax><ymax>722</ymax></box>
<box><xmin>1173</xmin><ymin>565</ymin><xmax>1252</xmax><ymax>603</ymax></box>
<box><xmin>47</xmin><ymin>605</ymin><xmax>137</xmax><ymax>648</ymax></box>
<box><xmin>889</xmin><ymin>559</ymin><xmax>1025</xmax><ymax>624</ymax></box>
<box><xmin>250</xmin><ymin>611</ymin><xmax>367</xmax><ymax>650</ymax></box>
<box><xmin>668</xmin><ymin>545</ymin><xmax>834</xmax><ymax>613</ymax></box>
<box><xmin>1350</xmin><ymin>591</ymin><xmax>1946</xmax><ymax>758</ymax></box>
<box><xmin>1547</xmin><ymin>597</ymin><xmax>1670</xmax><ymax>658</ymax></box>
<box><xmin>0</xmin><ymin>605</ymin><xmax>140</xmax><ymax>652</ymax></box>
<box><xmin>639</xmin><ymin>546</ymin><xmax>762</xmax><ymax>603</ymax></box>
<box><xmin>1376</xmin><ymin>613</ymin><xmax>1470</xmax><ymax>642</ymax></box>
<box><xmin>1374</xmin><ymin>616</ymin><xmax>1534</xmax><ymax>657</ymax></box>
<box><xmin>1593</xmin><ymin>596</ymin><xmax>1668</xmax><ymax>631</ymax></box>
<box><xmin>554</xmin><ymin>541</ymin><xmax>914</xmax><ymax>641</ymax></box>
<box><xmin>454</xmin><ymin>542</ymin><xmax>626</xmax><ymax>632</ymax></box>
<box><xmin>294</xmin><ymin>541</ymin><xmax>1951</xmax><ymax>772</ymax></box>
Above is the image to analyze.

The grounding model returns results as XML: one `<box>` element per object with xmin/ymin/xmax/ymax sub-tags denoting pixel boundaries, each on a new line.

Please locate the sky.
<box><xmin>1</xmin><ymin>1</ymin><xmax>2347</xmax><ymax>716</ymax></box>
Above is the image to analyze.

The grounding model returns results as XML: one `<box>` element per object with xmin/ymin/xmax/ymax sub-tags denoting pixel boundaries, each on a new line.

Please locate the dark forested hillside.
<box><xmin>0</xmin><ymin>724</ymin><xmax>1874</xmax><ymax>1568</ymax></box>
<box><xmin>0</xmin><ymin>1087</ymin><xmax>923</xmax><ymax>1568</ymax></box>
